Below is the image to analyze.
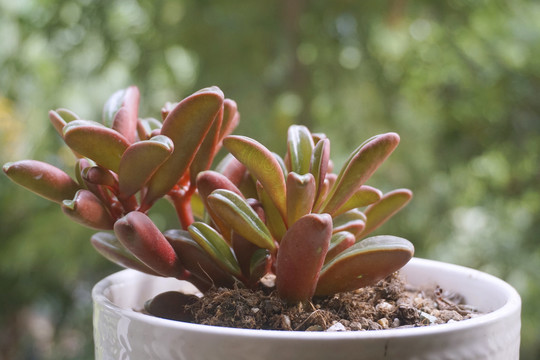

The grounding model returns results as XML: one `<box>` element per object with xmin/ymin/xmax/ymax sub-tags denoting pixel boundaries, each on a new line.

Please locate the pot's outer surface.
<box><xmin>93</xmin><ymin>258</ymin><xmax>521</xmax><ymax>360</ymax></box>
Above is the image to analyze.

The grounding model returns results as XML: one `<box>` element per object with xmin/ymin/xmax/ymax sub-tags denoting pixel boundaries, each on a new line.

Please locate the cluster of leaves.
<box><xmin>3</xmin><ymin>87</ymin><xmax>413</xmax><ymax>303</ymax></box>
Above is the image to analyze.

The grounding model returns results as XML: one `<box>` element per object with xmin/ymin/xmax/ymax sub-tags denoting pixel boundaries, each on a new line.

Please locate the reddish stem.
<box><xmin>169</xmin><ymin>185</ymin><xmax>196</xmax><ymax>230</ymax></box>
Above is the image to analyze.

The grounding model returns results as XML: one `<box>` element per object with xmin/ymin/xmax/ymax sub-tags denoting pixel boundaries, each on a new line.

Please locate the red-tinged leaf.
<box><xmin>275</xmin><ymin>213</ymin><xmax>332</xmax><ymax>302</ymax></box>
<box><xmin>231</xmin><ymin>232</ymin><xmax>261</xmax><ymax>279</ymax></box>
<box><xmin>90</xmin><ymin>232</ymin><xmax>161</xmax><ymax>276</ymax></box>
<box><xmin>322</xmin><ymin>133</ymin><xmax>400</xmax><ymax>215</ymax></box>
<box><xmin>249</xmin><ymin>248</ymin><xmax>271</xmax><ymax>284</ymax></box>
<box><xmin>223</xmin><ymin>135</ymin><xmax>287</xmax><ymax>220</ymax></box>
<box><xmin>137</xmin><ymin>117</ymin><xmax>163</xmax><ymax>140</ymax></box>
<box><xmin>165</xmin><ymin>229</ymin><xmax>236</xmax><ymax>291</ymax></box>
<box><xmin>313</xmin><ymin>173</ymin><xmax>336</xmax><ymax>212</ymax></box>
<box><xmin>114</xmin><ymin>211</ymin><xmax>185</xmax><ymax>277</ymax></box>
<box><xmin>207</xmin><ymin>189</ymin><xmax>275</xmax><ymax>251</ymax></box>
<box><xmin>3</xmin><ymin>160</ymin><xmax>80</xmax><ymax>204</ymax></box>
<box><xmin>145</xmin><ymin>291</ymin><xmax>199</xmax><ymax>322</ymax></box>
<box><xmin>49</xmin><ymin>108</ymin><xmax>80</xmax><ymax>137</ymax></box>
<box><xmin>286</xmin><ymin>172</ymin><xmax>316</xmax><ymax>226</ymax></box>
<box><xmin>62</xmin><ymin>190</ymin><xmax>115</xmax><ymax>230</ymax></box>
<box><xmin>311</xmin><ymin>138</ymin><xmax>330</xmax><ymax>199</ymax></box>
<box><xmin>287</xmin><ymin>125</ymin><xmax>314</xmax><ymax>175</ymax></box>
<box><xmin>360</xmin><ymin>189</ymin><xmax>413</xmax><ymax>238</ymax></box>
<box><xmin>118</xmin><ymin>135</ymin><xmax>174</xmax><ymax>198</ymax></box>
<box><xmin>256</xmin><ymin>182</ymin><xmax>287</xmax><ymax>241</ymax></box>
<box><xmin>63</xmin><ymin>120</ymin><xmax>130</xmax><ymax>172</ymax></box>
<box><xmin>215</xmin><ymin>154</ymin><xmax>248</xmax><ymax>187</ymax></box>
<box><xmin>75</xmin><ymin>158</ymin><xmax>93</xmax><ymax>188</ymax></box>
<box><xmin>332</xmin><ymin>209</ymin><xmax>366</xmax><ymax>238</ymax></box>
<box><xmin>218</xmin><ymin>99</ymin><xmax>239</xmax><ymax>142</ymax></box>
<box><xmin>333</xmin><ymin>185</ymin><xmax>382</xmax><ymax>216</ymax></box>
<box><xmin>189</xmin><ymin>106</ymin><xmax>223</xmax><ymax>184</ymax></box>
<box><xmin>144</xmin><ymin>87</ymin><xmax>224</xmax><ymax>206</ymax></box>
<box><xmin>315</xmin><ymin>236</ymin><xmax>414</xmax><ymax>296</ymax></box>
<box><xmin>325</xmin><ymin>231</ymin><xmax>355</xmax><ymax>264</ymax></box>
<box><xmin>196</xmin><ymin>170</ymin><xmax>244</xmax><ymax>242</ymax></box>
<box><xmin>188</xmin><ymin>222</ymin><xmax>241</xmax><ymax>276</ymax></box>
<box><xmin>111</xmin><ymin>86</ymin><xmax>140</xmax><ymax>143</ymax></box>
<box><xmin>82</xmin><ymin>166</ymin><xmax>118</xmax><ymax>187</ymax></box>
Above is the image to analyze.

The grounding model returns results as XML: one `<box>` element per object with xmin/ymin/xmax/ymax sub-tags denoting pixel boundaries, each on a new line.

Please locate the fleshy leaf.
<box><xmin>114</xmin><ymin>211</ymin><xmax>185</xmax><ymax>277</ymax></box>
<box><xmin>310</xmin><ymin>138</ymin><xmax>330</xmax><ymax>199</ymax></box>
<box><xmin>111</xmin><ymin>86</ymin><xmax>140</xmax><ymax>143</ymax></box>
<box><xmin>165</xmin><ymin>229</ymin><xmax>236</xmax><ymax>290</ymax></box>
<box><xmin>256</xmin><ymin>182</ymin><xmax>287</xmax><ymax>241</ymax></box>
<box><xmin>232</xmin><ymin>232</ymin><xmax>262</xmax><ymax>279</ymax></box>
<box><xmin>215</xmin><ymin>153</ymin><xmax>248</xmax><ymax>187</ymax></box>
<box><xmin>218</xmin><ymin>99</ymin><xmax>240</xmax><ymax>142</ymax></box>
<box><xmin>82</xmin><ymin>166</ymin><xmax>117</xmax><ymax>187</ymax></box>
<box><xmin>315</xmin><ymin>235</ymin><xmax>414</xmax><ymax>296</ymax></box>
<box><xmin>322</xmin><ymin>133</ymin><xmax>400</xmax><ymax>215</ymax></box>
<box><xmin>249</xmin><ymin>248</ymin><xmax>271</xmax><ymax>284</ymax></box>
<box><xmin>332</xmin><ymin>209</ymin><xmax>367</xmax><ymax>238</ymax></box>
<box><xmin>325</xmin><ymin>231</ymin><xmax>355</xmax><ymax>263</ymax></box>
<box><xmin>207</xmin><ymin>189</ymin><xmax>275</xmax><ymax>251</ymax></box>
<box><xmin>360</xmin><ymin>189</ymin><xmax>413</xmax><ymax>237</ymax></box>
<box><xmin>287</xmin><ymin>125</ymin><xmax>314</xmax><ymax>175</ymax></box>
<box><xmin>223</xmin><ymin>135</ymin><xmax>287</xmax><ymax>220</ymax></box>
<box><xmin>61</xmin><ymin>190</ymin><xmax>115</xmax><ymax>230</ymax></box>
<box><xmin>63</xmin><ymin>120</ymin><xmax>130</xmax><ymax>172</ymax></box>
<box><xmin>275</xmin><ymin>213</ymin><xmax>332</xmax><ymax>302</ymax></box>
<box><xmin>196</xmin><ymin>170</ymin><xmax>244</xmax><ymax>242</ymax></box>
<box><xmin>333</xmin><ymin>185</ymin><xmax>383</xmax><ymax>216</ymax></box>
<box><xmin>118</xmin><ymin>135</ymin><xmax>174</xmax><ymax>198</ymax></box>
<box><xmin>90</xmin><ymin>232</ymin><xmax>161</xmax><ymax>276</ymax></box>
<box><xmin>3</xmin><ymin>160</ymin><xmax>80</xmax><ymax>204</ymax></box>
<box><xmin>144</xmin><ymin>87</ymin><xmax>224</xmax><ymax>206</ymax></box>
<box><xmin>286</xmin><ymin>172</ymin><xmax>316</xmax><ymax>226</ymax></box>
<box><xmin>189</xmin><ymin>106</ymin><xmax>223</xmax><ymax>184</ymax></box>
<box><xmin>188</xmin><ymin>222</ymin><xmax>241</xmax><ymax>276</ymax></box>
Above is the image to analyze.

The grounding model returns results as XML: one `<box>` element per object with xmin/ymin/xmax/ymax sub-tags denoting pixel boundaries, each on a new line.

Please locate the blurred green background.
<box><xmin>0</xmin><ymin>0</ymin><xmax>538</xmax><ymax>358</ymax></box>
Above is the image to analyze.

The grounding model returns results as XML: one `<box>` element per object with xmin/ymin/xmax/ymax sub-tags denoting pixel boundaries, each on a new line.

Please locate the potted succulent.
<box><xmin>3</xmin><ymin>86</ymin><xmax>521</xmax><ymax>359</ymax></box>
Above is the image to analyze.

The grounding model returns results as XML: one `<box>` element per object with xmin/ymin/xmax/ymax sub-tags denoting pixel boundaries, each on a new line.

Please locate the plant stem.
<box><xmin>169</xmin><ymin>186</ymin><xmax>195</xmax><ymax>230</ymax></box>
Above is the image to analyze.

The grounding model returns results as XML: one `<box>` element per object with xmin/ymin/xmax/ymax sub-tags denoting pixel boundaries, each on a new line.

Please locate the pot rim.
<box><xmin>92</xmin><ymin>257</ymin><xmax>521</xmax><ymax>340</ymax></box>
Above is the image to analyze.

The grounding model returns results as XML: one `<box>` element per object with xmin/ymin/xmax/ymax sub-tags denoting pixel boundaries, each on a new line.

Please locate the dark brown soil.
<box><xmin>180</xmin><ymin>272</ymin><xmax>481</xmax><ymax>331</ymax></box>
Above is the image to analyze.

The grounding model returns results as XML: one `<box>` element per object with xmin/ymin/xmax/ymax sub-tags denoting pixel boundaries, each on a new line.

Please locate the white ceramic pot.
<box><xmin>93</xmin><ymin>258</ymin><xmax>521</xmax><ymax>360</ymax></box>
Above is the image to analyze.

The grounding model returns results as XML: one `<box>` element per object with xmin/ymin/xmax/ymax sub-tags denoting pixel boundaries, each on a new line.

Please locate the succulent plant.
<box><xmin>3</xmin><ymin>86</ymin><xmax>413</xmax><ymax>307</ymax></box>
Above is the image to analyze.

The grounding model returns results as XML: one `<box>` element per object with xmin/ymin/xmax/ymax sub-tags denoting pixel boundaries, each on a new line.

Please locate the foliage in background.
<box><xmin>0</xmin><ymin>0</ymin><xmax>539</xmax><ymax>358</ymax></box>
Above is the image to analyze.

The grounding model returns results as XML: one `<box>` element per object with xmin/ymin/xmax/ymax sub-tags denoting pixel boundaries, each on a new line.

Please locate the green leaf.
<box><xmin>287</xmin><ymin>125</ymin><xmax>314</xmax><ymax>175</ymax></box>
<box><xmin>118</xmin><ymin>135</ymin><xmax>174</xmax><ymax>198</ymax></box>
<box><xmin>325</xmin><ymin>231</ymin><xmax>355</xmax><ymax>264</ymax></box>
<box><xmin>188</xmin><ymin>222</ymin><xmax>241</xmax><ymax>276</ymax></box>
<box><xmin>322</xmin><ymin>133</ymin><xmax>400</xmax><ymax>215</ymax></box>
<box><xmin>3</xmin><ymin>160</ymin><xmax>80</xmax><ymax>204</ymax></box>
<box><xmin>275</xmin><ymin>213</ymin><xmax>332</xmax><ymax>302</ymax></box>
<box><xmin>90</xmin><ymin>232</ymin><xmax>161</xmax><ymax>276</ymax></box>
<box><xmin>360</xmin><ymin>189</ymin><xmax>413</xmax><ymax>238</ymax></box>
<box><xmin>310</xmin><ymin>138</ymin><xmax>330</xmax><ymax>200</ymax></box>
<box><xmin>223</xmin><ymin>135</ymin><xmax>287</xmax><ymax>220</ymax></box>
<box><xmin>256</xmin><ymin>182</ymin><xmax>287</xmax><ymax>241</ymax></box>
<box><xmin>286</xmin><ymin>172</ymin><xmax>316</xmax><ymax>226</ymax></box>
<box><xmin>207</xmin><ymin>189</ymin><xmax>275</xmax><ymax>251</ymax></box>
<box><xmin>315</xmin><ymin>235</ymin><xmax>414</xmax><ymax>296</ymax></box>
<box><xmin>114</xmin><ymin>211</ymin><xmax>185</xmax><ymax>277</ymax></box>
<box><xmin>61</xmin><ymin>190</ymin><xmax>115</xmax><ymax>230</ymax></box>
<box><xmin>332</xmin><ymin>209</ymin><xmax>366</xmax><ymax>238</ymax></box>
<box><xmin>144</xmin><ymin>87</ymin><xmax>224</xmax><ymax>206</ymax></box>
<box><xmin>333</xmin><ymin>185</ymin><xmax>382</xmax><ymax>216</ymax></box>
<box><xmin>249</xmin><ymin>248</ymin><xmax>271</xmax><ymax>283</ymax></box>
<box><xmin>63</xmin><ymin>120</ymin><xmax>130</xmax><ymax>172</ymax></box>
<box><xmin>196</xmin><ymin>170</ymin><xmax>244</xmax><ymax>242</ymax></box>
<box><xmin>165</xmin><ymin>229</ymin><xmax>236</xmax><ymax>290</ymax></box>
